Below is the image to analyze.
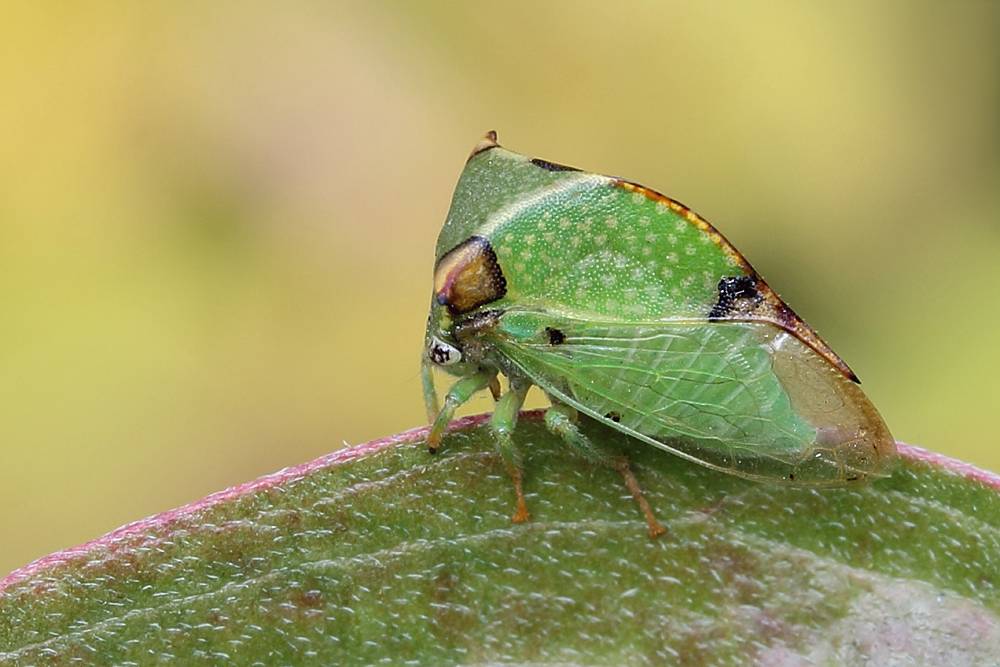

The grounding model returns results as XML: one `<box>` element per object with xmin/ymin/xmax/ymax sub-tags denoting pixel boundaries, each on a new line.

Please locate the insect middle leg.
<box><xmin>489</xmin><ymin>379</ymin><xmax>532</xmax><ymax>523</ymax></box>
<box><xmin>544</xmin><ymin>402</ymin><xmax>666</xmax><ymax>538</ymax></box>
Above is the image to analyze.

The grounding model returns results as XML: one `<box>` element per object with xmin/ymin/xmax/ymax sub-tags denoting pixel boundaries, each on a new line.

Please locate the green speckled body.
<box><xmin>438</xmin><ymin>151</ymin><xmax>741</xmax><ymax>321</ymax></box>
<box><xmin>424</xmin><ymin>134</ymin><xmax>895</xmax><ymax>498</ymax></box>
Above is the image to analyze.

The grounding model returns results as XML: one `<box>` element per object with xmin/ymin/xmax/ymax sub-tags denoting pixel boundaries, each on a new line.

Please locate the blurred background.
<box><xmin>2</xmin><ymin>2</ymin><xmax>997</xmax><ymax>575</ymax></box>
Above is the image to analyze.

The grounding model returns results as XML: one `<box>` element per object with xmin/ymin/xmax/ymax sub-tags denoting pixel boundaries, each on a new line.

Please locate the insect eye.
<box><xmin>428</xmin><ymin>337</ymin><xmax>462</xmax><ymax>366</ymax></box>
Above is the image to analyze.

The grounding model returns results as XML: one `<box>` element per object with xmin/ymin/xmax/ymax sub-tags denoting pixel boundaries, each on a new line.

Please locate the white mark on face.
<box><xmin>428</xmin><ymin>337</ymin><xmax>462</xmax><ymax>365</ymax></box>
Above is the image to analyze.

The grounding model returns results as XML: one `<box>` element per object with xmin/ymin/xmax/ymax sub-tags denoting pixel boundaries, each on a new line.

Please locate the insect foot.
<box><xmin>509</xmin><ymin>465</ymin><xmax>530</xmax><ymax>524</ymax></box>
<box><xmin>616</xmin><ymin>458</ymin><xmax>667</xmax><ymax>539</ymax></box>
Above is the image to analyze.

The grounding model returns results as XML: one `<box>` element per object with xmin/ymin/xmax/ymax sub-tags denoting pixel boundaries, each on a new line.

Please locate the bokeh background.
<box><xmin>2</xmin><ymin>2</ymin><xmax>997</xmax><ymax>575</ymax></box>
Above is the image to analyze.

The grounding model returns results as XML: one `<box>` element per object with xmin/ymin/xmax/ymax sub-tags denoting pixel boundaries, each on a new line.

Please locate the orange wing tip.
<box><xmin>757</xmin><ymin>285</ymin><xmax>860</xmax><ymax>384</ymax></box>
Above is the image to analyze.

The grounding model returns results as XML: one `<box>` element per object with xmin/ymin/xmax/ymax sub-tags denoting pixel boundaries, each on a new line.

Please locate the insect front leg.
<box><xmin>428</xmin><ymin>370</ymin><xmax>495</xmax><ymax>453</ymax></box>
<box><xmin>421</xmin><ymin>358</ymin><xmax>440</xmax><ymax>424</ymax></box>
<box><xmin>489</xmin><ymin>379</ymin><xmax>532</xmax><ymax>524</ymax></box>
<box><xmin>544</xmin><ymin>403</ymin><xmax>666</xmax><ymax>539</ymax></box>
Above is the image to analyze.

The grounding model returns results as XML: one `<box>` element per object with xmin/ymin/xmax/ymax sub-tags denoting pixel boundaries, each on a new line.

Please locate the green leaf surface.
<box><xmin>2</xmin><ymin>412</ymin><xmax>999</xmax><ymax>666</ymax></box>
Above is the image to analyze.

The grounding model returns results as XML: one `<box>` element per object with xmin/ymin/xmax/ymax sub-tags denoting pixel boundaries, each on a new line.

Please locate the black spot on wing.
<box><xmin>709</xmin><ymin>276</ymin><xmax>763</xmax><ymax>320</ymax></box>
<box><xmin>530</xmin><ymin>158</ymin><xmax>580</xmax><ymax>173</ymax></box>
<box><xmin>545</xmin><ymin>327</ymin><xmax>566</xmax><ymax>345</ymax></box>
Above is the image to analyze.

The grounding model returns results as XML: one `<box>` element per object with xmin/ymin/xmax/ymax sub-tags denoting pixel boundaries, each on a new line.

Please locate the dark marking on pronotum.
<box><xmin>545</xmin><ymin>327</ymin><xmax>565</xmax><ymax>345</ymax></box>
<box><xmin>434</xmin><ymin>236</ymin><xmax>507</xmax><ymax>315</ymax></box>
<box><xmin>788</xmin><ymin>473</ymin><xmax>796</xmax><ymax>481</ymax></box>
<box><xmin>531</xmin><ymin>158</ymin><xmax>581</xmax><ymax>173</ymax></box>
<box><xmin>605</xmin><ymin>411</ymin><xmax>622</xmax><ymax>423</ymax></box>
<box><xmin>708</xmin><ymin>275</ymin><xmax>763</xmax><ymax>320</ymax></box>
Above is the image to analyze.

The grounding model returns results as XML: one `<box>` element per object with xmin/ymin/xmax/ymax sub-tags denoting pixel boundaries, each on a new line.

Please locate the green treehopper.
<box><xmin>422</xmin><ymin>132</ymin><xmax>895</xmax><ymax>536</ymax></box>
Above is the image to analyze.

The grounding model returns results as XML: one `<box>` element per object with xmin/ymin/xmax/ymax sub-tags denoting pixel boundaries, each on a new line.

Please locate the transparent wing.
<box><xmin>488</xmin><ymin>310</ymin><xmax>895</xmax><ymax>484</ymax></box>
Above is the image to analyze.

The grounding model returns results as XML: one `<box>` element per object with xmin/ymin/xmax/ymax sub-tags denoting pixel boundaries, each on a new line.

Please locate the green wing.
<box><xmin>488</xmin><ymin>310</ymin><xmax>895</xmax><ymax>485</ymax></box>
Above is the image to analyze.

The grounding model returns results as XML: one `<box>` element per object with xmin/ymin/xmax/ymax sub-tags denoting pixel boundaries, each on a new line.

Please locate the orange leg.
<box><xmin>509</xmin><ymin>465</ymin><xmax>530</xmax><ymax>524</ymax></box>
<box><xmin>616</xmin><ymin>459</ymin><xmax>667</xmax><ymax>538</ymax></box>
<box><xmin>544</xmin><ymin>403</ymin><xmax>666</xmax><ymax>539</ymax></box>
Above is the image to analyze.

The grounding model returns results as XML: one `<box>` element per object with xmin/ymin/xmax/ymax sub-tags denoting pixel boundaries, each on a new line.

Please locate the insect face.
<box><xmin>424</xmin><ymin>304</ymin><xmax>465</xmax><ymax>374</ymax></box>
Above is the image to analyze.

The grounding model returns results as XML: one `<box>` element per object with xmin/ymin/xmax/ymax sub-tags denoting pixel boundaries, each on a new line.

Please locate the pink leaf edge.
<box><xmin>2</xmin><ymin>410</ymin><xmax>997</xmax><ymax>595</ymax></box>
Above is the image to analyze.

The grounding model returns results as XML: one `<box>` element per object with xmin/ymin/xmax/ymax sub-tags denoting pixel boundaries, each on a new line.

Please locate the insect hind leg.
<box><xmin>544</xmin><ymin>403</ymin><xmax>666</xmax><ymax>539</ymax></box>
<box><xmin>489</xmin><ymin>380</ymin><xmax>532</xmax><ymax>524</ymax></box>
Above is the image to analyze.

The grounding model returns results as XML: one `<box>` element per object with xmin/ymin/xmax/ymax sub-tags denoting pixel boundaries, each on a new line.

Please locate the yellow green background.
<box><xmin>2</xmin><ymin>2</ymin><xmax>997</xmax><ymax>575</ymax></box>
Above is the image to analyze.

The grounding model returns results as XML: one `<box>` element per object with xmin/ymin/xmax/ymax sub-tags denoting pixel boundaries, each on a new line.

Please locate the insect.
<box><xmin>421</xmin><ymin>131</ymin><xmax>896</xmax><ymax>537</ymax></box>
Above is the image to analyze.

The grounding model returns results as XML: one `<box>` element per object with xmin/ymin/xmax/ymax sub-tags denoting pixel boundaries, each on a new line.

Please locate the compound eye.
<box><xmin>428</xmin><ymin>337</ymin><xmax>462</xmax><ymax>366</ymax></box>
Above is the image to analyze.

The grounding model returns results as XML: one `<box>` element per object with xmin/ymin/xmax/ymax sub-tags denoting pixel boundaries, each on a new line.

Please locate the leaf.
<box><xmin>1</xmin><ymin>411</ymin><xmax>999</xmax><ymax>665</ymax></box>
